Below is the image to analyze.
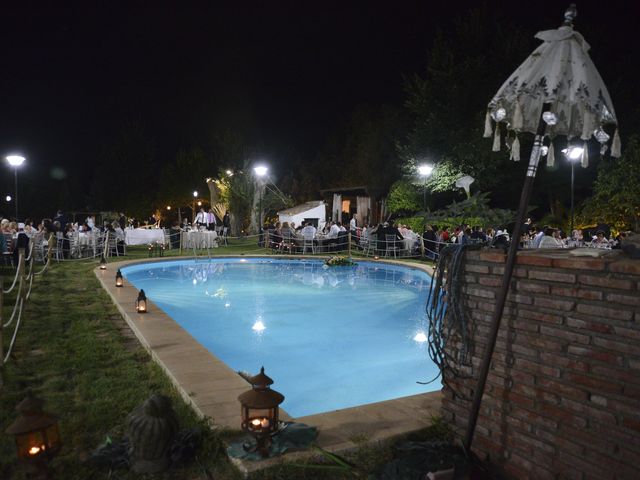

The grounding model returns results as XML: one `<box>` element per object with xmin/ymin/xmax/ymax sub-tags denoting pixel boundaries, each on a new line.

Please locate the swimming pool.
<box><xmin>121</xmin><ymin>258</ymin><xmax>440</xmax><ymax>417</ymax></box>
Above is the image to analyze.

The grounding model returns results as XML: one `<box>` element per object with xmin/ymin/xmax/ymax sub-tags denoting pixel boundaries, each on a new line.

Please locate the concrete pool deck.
<box><xmin>95</xmin><ymin>255</ymin><xmax>441</xmax><ymax>473</ymax></box>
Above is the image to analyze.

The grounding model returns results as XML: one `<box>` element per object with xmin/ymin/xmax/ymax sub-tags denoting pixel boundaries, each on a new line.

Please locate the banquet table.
<box><xmin>181</xmin><ymin>230</ymin><xmax>218</xmax><ymax>249</ymax></box>
<box><xmin>125</xmin><ymin>228</ymin><xmax>165</xmax><ymax>246</ymax></box>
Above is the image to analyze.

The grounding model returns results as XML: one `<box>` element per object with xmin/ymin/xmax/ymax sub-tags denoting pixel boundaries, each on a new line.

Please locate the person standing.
<box><xmin>207</xmin><ymin>209</ymin><xmax>217</xmax><ymax>231</ymax></box>
<box><xmin>349</xmin><ymin>214</ymin><xmax>357</xmax><ymax>232</ymax></box>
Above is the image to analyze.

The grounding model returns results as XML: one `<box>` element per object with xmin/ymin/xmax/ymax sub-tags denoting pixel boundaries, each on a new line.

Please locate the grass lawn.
<box><xmin>1</xmin><ymin>243</ymin><xmax>446</xmax><ymax>479</ymax></box>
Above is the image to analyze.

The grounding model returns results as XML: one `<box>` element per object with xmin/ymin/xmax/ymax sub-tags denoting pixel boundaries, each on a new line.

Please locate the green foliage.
<box><xmin>394</xmin><ymin>216</ymin><xmax>425</xmax><ymax>233</ymax></box>
<box><xmin>228</xmin><ymin>170</ymin><xmax>255</xmax><ymax>234</ymax></box>
<box><xmin>400</xmin><ymin>6</ymin><xmax>533</xmax><ymax>194</ymax></box>
<box><xmin>581</xmin><ymin>135</ymin><xmax>640</xmax><ymax>232</ymax></box>
<box><xmin>424</xmin><ymin>191</ymin><xmax>517</xmax><ymax>228</ymax></box>
<box><xmin>387</xmin><ymin>181</ymin><xmax>422</xmax><ymax>215</ymax></box>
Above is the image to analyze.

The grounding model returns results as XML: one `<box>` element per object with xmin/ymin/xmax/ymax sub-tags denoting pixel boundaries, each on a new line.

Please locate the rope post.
<box><xmin>0</xmin><ymin>276</ymin><xmax>4</xmax><ymax>390</ymax></box>
<box><xmin>179</xmin><ymin>230</ymin><xmax>183</xmax><ymax>255</ymax></box>
<box><xmin>18</xmin><ymin>248</ymin><xmax>26</xmax><ymax>300</ymax></box>
<box><xmin>348</xmin><ymin>232</ymin><xmax>352</xmax><ymax>257</ymax></box>
<box><xmin>420</xmin><ymin>235</ymin><xmax>425</xmax><ymax>258</ymax></box>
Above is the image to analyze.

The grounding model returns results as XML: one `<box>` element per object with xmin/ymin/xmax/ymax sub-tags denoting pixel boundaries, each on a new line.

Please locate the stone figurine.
<box><xmin>127</xmin><ymin>394</ymin><xmax>179</xmax><ymax>473</ymax></box>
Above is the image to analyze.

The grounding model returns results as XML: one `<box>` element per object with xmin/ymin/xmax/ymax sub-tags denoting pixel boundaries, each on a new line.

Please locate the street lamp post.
<box><xmin>562</xmin><ymin>146</ymin><xmax>584</xmax><ymax>236</ymax></box>
<box><xmin>192</xmin><ymin>191</ymin><xmax>198</xmax><ymax>226</ymax></box>
<box><xmin>6</xmin><ymin>155</ymin><xmax>26</xmax><ymax>220</ymax></box>
<box><xmin>253</xmin><ymin>165</ymin><xmax>268</xmax><ymax>245</ymax></box>
<box><xmin>417</xmin><ymin>164</ymin><xmax>433</xmax><ymax>211</ymax></box>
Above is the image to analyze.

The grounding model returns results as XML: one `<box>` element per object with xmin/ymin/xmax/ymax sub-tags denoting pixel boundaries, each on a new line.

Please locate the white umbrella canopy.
<box><xmin>484</xmin><ymin>4</ymin><xmax>620</xmax><ymax>161</ymax></box>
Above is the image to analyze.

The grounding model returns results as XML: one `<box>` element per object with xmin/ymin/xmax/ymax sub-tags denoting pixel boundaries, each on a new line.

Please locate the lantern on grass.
<box><xmin>99</xmin><ymin>256</ymin><xmax>107</xmax><ymax>270</ymax></box>
<box><xmin>5</xmin><ymin>393</ymin><xmax>61</xmax><ymax>476</ymax></box>
<box><xmin>136</xmin><ymin>289</ymin><xmax>147</xmax><ymax>313</ymax></box>
<box><xmin>115</xmin><ymin>269</ymin><xmax>124</xmax><ymax>287</ymax></box>
<box><xmin>238</xmin><ymin>366</ymin><xmax>285</xmax><ymax>457</ymax></box>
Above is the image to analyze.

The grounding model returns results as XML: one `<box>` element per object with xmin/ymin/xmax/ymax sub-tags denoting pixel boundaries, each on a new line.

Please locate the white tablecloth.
<box><xmin>182</xmin><ymin>230</ymin><xmax>218</xmax><ymax>249</ymax></box>
<box><xmin>125</xmin><ymin>229</ymin><xmax>165</xmax><ymax>246</ymax></box>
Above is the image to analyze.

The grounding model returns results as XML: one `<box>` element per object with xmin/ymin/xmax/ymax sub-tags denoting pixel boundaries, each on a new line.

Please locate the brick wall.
<box><xmin>441</xmin><ymin>249</ymin><xmax>640</xmax><ymax>479</ymax></box>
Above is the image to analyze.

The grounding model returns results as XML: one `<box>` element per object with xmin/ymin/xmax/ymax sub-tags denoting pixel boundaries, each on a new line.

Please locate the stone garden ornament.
<box><xmin>465</xmin><ymin>4</ymin><xmax>619</xmax><ymax>452</ymax></box>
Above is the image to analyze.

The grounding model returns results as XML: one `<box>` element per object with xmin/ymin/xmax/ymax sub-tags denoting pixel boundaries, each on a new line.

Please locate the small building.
<box><xmin>277</xmin><ymin>201</ymin><xmax>327</xmax><ymax>230</ymax></box>
<box><xmin>320</xmin><ymin>186</ymin><xmax>385</xmax><ymax>227</ymax></box>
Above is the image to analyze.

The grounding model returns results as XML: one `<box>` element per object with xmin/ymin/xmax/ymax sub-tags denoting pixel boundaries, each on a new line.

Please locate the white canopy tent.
<box><xmin>277</xmin><ymin>201</ymin><xmax>326</xmax><ymax>230</ymax></box>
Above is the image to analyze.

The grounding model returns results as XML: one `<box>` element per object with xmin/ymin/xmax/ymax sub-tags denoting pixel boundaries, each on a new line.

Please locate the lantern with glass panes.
<box><xmin>136</xmin><ymin>289</ymin><xmax>147</xmax><ymax>313</ymax></box>
<box><xmin>5</xmin><ymin>393</ymin><xmax>61</xmax><ymax>467</ymax></box>
<box><xmin>238</xmin><ymin>367</ymin><xmax>284</xmax><ymax>457</ymax></box>
<box><xmin>115</xmin><ymin>269</ymin><xmax>124</xmax><ymax>287</ymax></box>
<box><xmin>99</xmin><ymin>256</ymin><xmax>107</xmax><ymax>270</ymax></box>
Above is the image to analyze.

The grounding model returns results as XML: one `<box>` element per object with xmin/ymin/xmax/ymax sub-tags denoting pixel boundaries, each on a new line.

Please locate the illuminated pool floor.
<box><xmin>121</xmin><ymin>258</ymin><xmax>440</xmax><ymax>417</ymax></box>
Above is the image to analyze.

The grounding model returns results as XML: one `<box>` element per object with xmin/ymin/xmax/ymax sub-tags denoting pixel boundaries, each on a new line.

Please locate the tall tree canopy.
<box><xmin>400</xmin><ymin>6</ymin><xmax>533</xmax><ymax>195</ymax></box>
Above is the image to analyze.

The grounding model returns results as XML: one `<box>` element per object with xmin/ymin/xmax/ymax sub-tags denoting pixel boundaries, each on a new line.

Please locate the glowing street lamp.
<box><xmin>417</xmin><ymin>164</ymin><xmax>433</xmax><ymax>211</ymax></box>
<box><xmin>5</xmin><ymin>195</ymin><xmax>12</xmax><ymax>202</ymax></box>
<box><xmin>6</xmin><ymin>155</ymin><xmax>26</xmax><ymax>220</ymax></box>
<box><xmin>562</xmin><ymin>145</ymin><xmax>585</xmax><ymax>234</ymax></box>
<box><xmin>253</xmin><ymin>165</ymin><xmax>268</xmax><ymax>242</ymax></box>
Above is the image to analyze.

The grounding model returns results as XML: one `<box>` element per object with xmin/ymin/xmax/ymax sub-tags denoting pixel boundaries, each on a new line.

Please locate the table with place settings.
<box><xmin>125</xmin><ymin>228</ymin><xmax>165</xmax><ymax>246</ymax></box>
<box><xmin>181</xmin><ymin>230</ymin><xmax>218</xmax><ymax>249</ymax></box>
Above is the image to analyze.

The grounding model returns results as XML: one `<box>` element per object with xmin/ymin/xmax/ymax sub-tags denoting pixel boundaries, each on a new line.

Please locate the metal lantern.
<box><xmin>238</xmin><ymin>366</ymin><xmax>285</xmax><ymax>457</ymax></box>
<box><xmin>5</xmin><ymin>393</ymin><xmax>61</xmax><ymax>466</ymax></box>
<box><xmin>115</xmin><ymin>269</ymin><xmax>124</xmax><ymax>287</ymax></box>
<box><xmin>99</xmin><ymin>256</ymin><xmax>107</xmax><ymax>270</ymax></box>
<box><xmin>136</xmin><ymin>289</ymin><xmax>147</xmax><ymax>313</ymax></box>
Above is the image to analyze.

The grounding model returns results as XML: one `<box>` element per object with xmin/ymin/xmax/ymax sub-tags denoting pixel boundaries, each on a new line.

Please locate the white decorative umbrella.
<box><xmin>484</xmin><ymin>3</ymin><xmax>620</xmax><ymax>164</ymax></box>
<box><xmin>465</xmin><ymin>4</ymin><xmax>619</xmax><ymax>452</ymax></box>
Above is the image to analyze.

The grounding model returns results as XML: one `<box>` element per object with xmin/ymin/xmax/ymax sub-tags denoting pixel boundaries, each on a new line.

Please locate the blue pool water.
<box><xmin>121</xmin><ymin>258</ymin><xmax>440</xmax><ymax>417</ymax></box>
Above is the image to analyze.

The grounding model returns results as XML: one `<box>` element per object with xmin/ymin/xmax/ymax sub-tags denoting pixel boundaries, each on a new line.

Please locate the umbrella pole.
<box><xmin>463</xmin><ymin>104</ymin><xmax>550</xmax><ymax>452</ymax></box>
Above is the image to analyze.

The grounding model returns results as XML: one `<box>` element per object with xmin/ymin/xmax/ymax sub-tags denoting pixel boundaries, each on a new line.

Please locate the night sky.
<box><xmin>1</xmin><ymin>0</ymin><xmax>638</xmax><ymax>217</ymax></box>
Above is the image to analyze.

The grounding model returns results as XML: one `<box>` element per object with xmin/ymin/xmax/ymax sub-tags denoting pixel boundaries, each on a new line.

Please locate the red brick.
<box><xmin>528</xmin><ymin>269</ymin><xmax>576</xmax><ymax>283</ymax></box>
<box><xmin>464</xmin><ymin>263</ymin><xmax>490</xmax><ymax>274</ymax></box>
<box><xmin>565</xmin><ymin>372</ymin><xmax>623</xmax><ymax>395</ymax></box>
<box><xmin>516</xmin><ymin>280</ymin><xmax>550</xmax><ymax>294</ymax></box>
<box><xmin>519</xmin><ymin>308</ymin><xmax>563</xmax><ymax>325</ymax></box>
<box><xmin>478</xmin><ymin>276</ymin><xmax>502</xmax><ymax>287</ymax></box>
<box><xmin>492</xmin><ymin>266</ymin><xmax>528</xmax><ymax>277</ymax></box>
<box><xmin>536</xmin><ymin>376</ymin><xmax>588</xmax><ymax>400</ymax></box>
<box><xmin>551</xmin><ymin>286</ymin><xmax>603</xmax><ymax>300</ymax></box>
<box><xmin>507</xmin><ymin>293</ymin><xmax>533</xmax><ymax>304</ymax></box>
<box><xmin>516</xmin><ymin>358</ymin><xmax>561</xmax><ymax>378</ymax></box>
<box><xmin>560</xmin><ymin>398</ymin><xmax>617</xmax><ymax>424</ymax></box>
<box><xmin>516</xmin><ymin>332</ymin><xmax>564</xmax><ymax>352</ymax></box>
<box><xmin>578</xmin><ymin>274</ymin><xmax>634</xmax><ymax>290</ymax></box>
<box><xmin>511</xmin><ymin>408</ymin><xmax>558</xmax><ymax>431</ymax></box>
<box><xmin>538</xmin><ymin>352</ymin><xmax>589</xmax><ymax>374</ymax></box>
<box><xmin>516</xmin><ymin>254</ymin><xmax>553</xmax><ymax>267</ymax></box>
<box><xmin>534</xmin><ymin>296</ymin><xmax>576</xmax><ymax>311</ymax></box>
<box><xmin>591</xmin><ymin>365</ymin><xmax>640</xmax><ymax>385</ymax></box>
<box><xmin>536</xmin><ymin>428</ymin><xmax>585</xmax><ymax>456</ymax></box>
<box><xmin>479</xmin><ymin>251</ymin><xmax>506</xmax><ymax>263</ymax></box>
<box><xmin>464</xmin><ymin>274</ymin><xmax>477</xmax><ymax>283</ymax></box>
<box><xmin>539</xmin><ymin>325</ymin><xmax>590</xmax><ymax>344</ymax></box>
<box><xmin>566</xmin><ymin>316</ymin><xmax>613</xmax><ymax>334</ymax></box>
<box><xmin>609</xmin><ymin>260</ymin><xmax>640</xmax><ymax>275</ymax></box>
<box><xmin>575</xmin><ymin>303</ymin><xmax>633</xmax><ymax>321</ymax></box>
<box><xmin>512</xmin><ymin>318</ymin><xmax>539</xmax><ymax>333</ymax></box>
<box><xmin>592</xmin><ymin>337</ymin><xmax>637</xmax><ymax>355</ymax></box>
<box><xmin>552</xmin><ymin>257</ymin><xmax>606</xmax><ymax>270</ymax></box>
<box><xmin>539</xmin><ymin>402</ymin><xmax>587</xmax><ymax>428</ymax></box>
<box><xmin>606</xmin><ymin>292</ymin><xmax>640</xmax><ymax>307</ymax></box>
<box><xmin>567</xmin><ymin>345</ymin><xmax>623</xmax><ymax>364</ymax></box>
<box><xmin>613</xmin><ymin>325</ymin><xmax>640</xmax><ymax>340</ymax></box>
<box><xmin>464</xmin><ymin>286</ymin><xmax>496</xmax><ymax>299</ymax></box>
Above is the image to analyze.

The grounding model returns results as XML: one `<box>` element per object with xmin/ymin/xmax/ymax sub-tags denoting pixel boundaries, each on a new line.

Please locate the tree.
<box><xmin>387</xmin><ymin>180</ymin><xmax>421</xmax><ymax>215</ymax></box>
<box><xmin>581</xmin><ymin>135</ymin><xmax>640</xmax><ymax>232</ymax></box>
<box><xmin>400</xmin><ymin>6</ymin><xmax>533</xmax><ymax>196</ymax></box>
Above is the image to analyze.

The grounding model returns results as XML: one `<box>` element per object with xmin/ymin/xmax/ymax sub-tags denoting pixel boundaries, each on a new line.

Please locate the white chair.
<box><xmin>302</xmin><ymin>237</ymin><xmax>316</xmax><ymax>254</ymax></box>
<box><xmin>385</xmin><ymin>234</ymin><xmax>399</xmax><ymax>258</ymax></box>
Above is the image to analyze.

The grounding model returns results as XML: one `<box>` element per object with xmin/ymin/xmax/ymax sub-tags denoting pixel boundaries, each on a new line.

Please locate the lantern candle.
<box><xmin>136</xmin><ymin>289</ymin><xmax>147</xmax><ymax>313</ymax></box>
<box><xmin>115</xmin><ymin>269</ymin><xmax>124</xmax><ymax>287</ymax></box>
<box><xmin>99</xmin><ymin>256</ymin><xmax>107</xmax><ymax>270</ymax></box>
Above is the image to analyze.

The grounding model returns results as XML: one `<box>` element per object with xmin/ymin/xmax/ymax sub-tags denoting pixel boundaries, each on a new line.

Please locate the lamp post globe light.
<box><xmin>253</xmin><ymin>165</ymin><xmax>268</xmax><ymax>243</ymax></box>
<box><xmin>6</xmin><ymin>155</ymin><xmax>26</xmax><ymax>220</ymax></box>
<box><xmin>192</xmin><ymin>191</ymin><xmax>198</xmax><ymax>226</ymax></box>
<box><xmin>417</xmin><ymin>164</ymin><xmax>433</xmax><ymax>211</ymax></box>
<box><xmin>562</xmin><ymin>145</ymin><xmax>584</xmax><ymax>236</ymax></box>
